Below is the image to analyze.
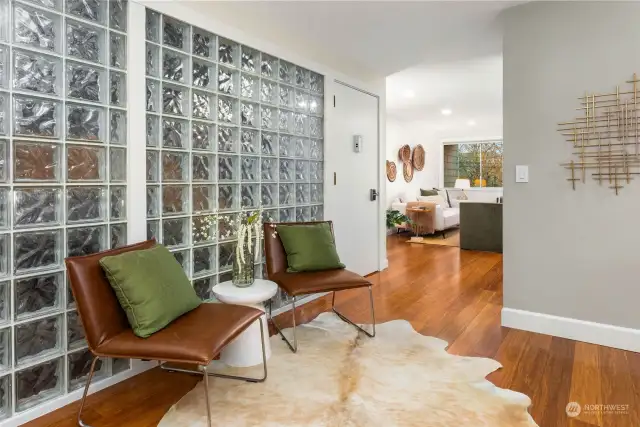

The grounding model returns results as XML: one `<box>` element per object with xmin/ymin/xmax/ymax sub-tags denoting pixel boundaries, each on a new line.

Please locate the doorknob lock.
<box><xmin>370</xmin><ymin>189</ymin><xmax>378</xmax><ymax>201</ymax></box>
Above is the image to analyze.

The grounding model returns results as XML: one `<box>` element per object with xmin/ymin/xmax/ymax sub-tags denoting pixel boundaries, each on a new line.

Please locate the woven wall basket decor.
<box><xmin>412</xmin><ymin>144</ymin><xmax>425</xmax><ymax>171</ymax></box>
<box><xmin>386</xmin><ymin>160</ymin><xmax>397</xmax><ymax>182</ymax></box>
<box><xmin>403</xmin><ymin>161</ymin><xmax>414</xmax><ymax>182</ymax></box>
<box><xmin>398</xmin><ymin>145</ymin><xmax>411</xmax><ymax>163</ymax></box>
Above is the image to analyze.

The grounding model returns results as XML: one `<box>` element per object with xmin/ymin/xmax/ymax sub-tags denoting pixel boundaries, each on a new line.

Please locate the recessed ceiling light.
<box><xmin>403</xmin><ymin>90</ymin><xmax>415</xmax><ymax>98</ymax></box>
<box><xmin>441</xmin><ymin>109</ymin><xmax>452</xmax><ymax>116</ymax></box>
<box><xmin>467</xmin><ymin>120</ymin><xmax>476</xmax><ymax>126</ymax></box>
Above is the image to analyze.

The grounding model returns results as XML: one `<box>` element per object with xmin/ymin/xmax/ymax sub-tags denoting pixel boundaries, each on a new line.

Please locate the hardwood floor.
<box><xmin>26</xmin><ymin>234</ymin><xmax>639</xmax><ymax>427</ymax></box>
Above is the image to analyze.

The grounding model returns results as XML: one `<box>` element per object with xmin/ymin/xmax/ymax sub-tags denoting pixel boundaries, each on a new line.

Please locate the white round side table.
<box><xmin>211</xmin><ymin>279</ymin><xmax>278</xmax><ymax>368</ymax></box>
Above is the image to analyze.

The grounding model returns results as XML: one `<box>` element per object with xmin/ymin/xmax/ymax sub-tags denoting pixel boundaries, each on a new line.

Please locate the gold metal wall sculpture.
<box><xmin>558</xmin><ymin>73</ymin><xmax>640</xmax><ymax>195</ymax></box>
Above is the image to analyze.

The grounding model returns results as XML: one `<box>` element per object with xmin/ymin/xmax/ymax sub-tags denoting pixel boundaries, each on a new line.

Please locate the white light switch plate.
<box><xmin>516</xmin><ymin>165</ymin><xmax>529</xmax><ymax>183</ymax></box>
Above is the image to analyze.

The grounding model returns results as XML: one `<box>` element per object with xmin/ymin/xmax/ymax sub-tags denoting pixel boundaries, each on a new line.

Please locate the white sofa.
<box><xmin>390</xmin><ymin>193</ymin><xmax>460</xmax><ymax>233</ymax></box>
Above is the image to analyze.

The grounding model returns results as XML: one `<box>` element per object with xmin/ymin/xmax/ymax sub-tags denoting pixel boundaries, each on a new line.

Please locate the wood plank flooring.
<box><xmin>25</xmin><ymin>234</ymin><xmax>639</xmax><ymax>427</ymax></box>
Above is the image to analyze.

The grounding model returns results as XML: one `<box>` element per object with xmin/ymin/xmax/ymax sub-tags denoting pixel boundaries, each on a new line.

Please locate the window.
<box><xmin>443</xmin><ymin>141</ymin><xmax>503</xmax><ymax>188</ymax></box>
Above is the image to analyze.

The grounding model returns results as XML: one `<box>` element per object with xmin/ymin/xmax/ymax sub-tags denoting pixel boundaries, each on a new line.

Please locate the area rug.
<box><xmin>407</xmin><ymin>228</ymin><xmax>460</xmax><ymax>247</ymax></box>
<box><xmin>159</xmin><ymin>313</ymin><xmax>538</xmax><ymax>427</ymax></box>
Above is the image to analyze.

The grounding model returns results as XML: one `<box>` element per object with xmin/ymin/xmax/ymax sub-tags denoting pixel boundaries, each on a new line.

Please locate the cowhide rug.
<box><xmin>159</xmin><ymin>313</ymin><xmax>538</xmax><ymax>427</ymax></box>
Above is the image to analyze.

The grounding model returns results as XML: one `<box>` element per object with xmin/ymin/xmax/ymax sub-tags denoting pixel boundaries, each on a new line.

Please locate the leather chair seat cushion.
<box><xmin>272</xmin><ymin>269</ymin><xmax>371</xmax><ymax>297</ymax></box>
<box><xmin>94</xmin><ymin>303</ymin><xmax>262</xmax><ymax>365</ymax></box>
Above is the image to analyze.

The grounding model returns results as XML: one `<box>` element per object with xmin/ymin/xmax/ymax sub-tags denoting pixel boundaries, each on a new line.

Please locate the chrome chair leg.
<box><xmin>201</xmin><ymin>365</ymin><xmax>213</xmax><ymax>427</ymax></box>
<box><xmin>332</xmin><ymin>285</ymin><xmax>376</xmax><ymax>338</ymax></box>
<box><xmin>268</xmin><ymin>294</ymin><xmax>298</xmax><ymax>353</ymax></box>
<box><xmin>77</xmin><ymin>356</ymin><xmax>99</xmax><ymax>427</ymax></box>
<box><xmin>162</xmin><ymin>317</ymin><xmax>268</xmax><ymax>382</ymax></box>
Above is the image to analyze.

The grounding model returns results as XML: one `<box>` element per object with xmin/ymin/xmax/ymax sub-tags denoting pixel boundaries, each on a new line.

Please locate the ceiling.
<box><xmin>185</xmin><ymin>1</ymin><xmax>520</xmax><ymax>79</ymax></box>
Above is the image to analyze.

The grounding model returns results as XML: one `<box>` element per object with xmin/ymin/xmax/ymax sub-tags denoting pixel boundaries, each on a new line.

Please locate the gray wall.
<box><xmin>503</xmin><ymin>1</ymin><xmax>640</xmax><ymax>330</ymax></box>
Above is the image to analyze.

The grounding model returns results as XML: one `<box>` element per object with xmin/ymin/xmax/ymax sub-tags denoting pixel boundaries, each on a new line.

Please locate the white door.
<box><xmin>329</xmin><ymin>82</ymin><xmax>379</xmax><ymax>276</ymax></box>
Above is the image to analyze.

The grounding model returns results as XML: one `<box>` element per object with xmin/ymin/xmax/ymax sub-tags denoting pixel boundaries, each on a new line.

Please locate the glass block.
<box><xmin>241</xmin><ymin>102</ymin><xmax>258</xmax><ymax>128</ymax></box>
<box><xmin>146</xmin><ymin>79</ymin><xmax>159</xmax><ymax>112</ymax></box>
<box><xmin>217</xmin><ymin>96</ymin><xmax>237</xmax><ymax>124</ymax></box>
<box><xmin>218</xmin><ymin>38</ymin><xmax>238</xmax><ymax>67</ymax></box>
<box><xmin>110</xmin><ymin>32</ymin><xmax>126</xmax><ymax>69</ymax></box>
<box><xmin>261</xmin><ymin>106</ymin><xmax>276</xmax><ymax>130</ymax></box>
<box><xmin>163</xmin><ymin>17</ymin><xmax>188</xmax><ymax>51</ymax></box>
<box><xmin>110</xmin><ymin>109</ymin><xmax>126</xmax><ymax>144</ymax></box>
<box><xmin>67</xmin><ymin>310</ymin><xmax>85</xmax><ymax>350</ymax></box>
<box><xmin>296</xmin><ymin>183</ymin><xmax>310</xmax><ymax>204</ymax></box>
<box><xmin>14</xmin><ymin>141</ymin><xmax>60</xmax><ymax>182</ymax></box>
<box><xmin>162</xmin><ymin>218</ymin><xmax>188</xmax><ymax>247</ymax></box>
<box><xmin>0</xmin><ymin>282</ymin><xmax>8</xmax><ymax>324</ymax></box>
<box><xmin>0</xmin><ymin>94</ymin><xmax>5</xmax><ymax>135</ymax></box>
<box><xmin>218</xmin><ymin>155</ymin><xmax>238</xmax><ymax>182</ymax></box>
<box><xmin>193</xmin><ymin>276</ymin><xmax>214</xmax><ymax>300</ymax></box>
<box><xmin>0</xmin><ymin>329</ymin><xmax>8</xmax><ymax>371</ymax></box>
<box><xmin>15</xmin><ymin>315</ymin><xmax>61</xmax><ymax>365</ymax></box>
<box><xmin>112</xmin><ymin>358</ymin><xmax>130</xmax><ymax>375</ymax></box>
<box><xmin>241</xmin><ymin>156</ymin><xmax>258</xmax><ymax>181</ymax></box>
<box><xmin>278</xmin><ymin>109</ymin><xmax>293</xmax><ymax>133</ymax></box>
<box><xmin>240</xmin><ymin>46</ymin><xmax>258</xmax><ymax>73</ymax></box>
<box><xmin>109</xmin><ymin>0</ymin><xmax>127</xmax><ymax>31</ymax></box>
<box><xmin>310</xmin><ymin>72</ymin><xmax>324</xmax><ymax>94</ymax></box>
<box><xmin>67</xmin><ymin>0</ymin><xmax>104</xmax><ymax>23</ymax></box>
<box><xmin>241</xmin><ymin>74</ymin><xmax>258</xmax><ymax>100</ymax></box>
<box><xmin>279</xmin><ymin>207</ymin><xmax>294</xmax><ymax>223</ymax></box>
<box><xmin>193</xmin><ymin>245</ymin><xmax>215</xmax><ymax>277</ymax></box>
<box><xmin>111</xmin><ymin>186</ymin><xmax>125</xmax><ymax>220</ymax></box>
<box><xmin>193</xmin><ymin>185</ymin><xmax>215</xmax><ymax>213</ymax></box>
<box><xmin>16</xmin><ymin>357</ymin><xmax>62</xmax><ymax>411</ymax></box>
<box><xmin>260</xmin><ymin>80</ymin><xmax>277</xmax><ymax>105</ymax></box>
<box><xmin>14</xmin><ymin>4</ymin><xmax>60</xmax><ymax>52</ymax></box>
<box><xmin>279</xmin><ymin>61</ymin><xmax>294</xmax><ymax>84</ymax></box>
<box><xmin>310</xmin><ymin>95</ymin><xmax>323</xmax><ymax>116</ymax></box>
<box><xmin>162</xmin><ymin>152</ymin><xmax>187</xmax><ymax>181</ymax></box>
<box><xmin>15</xmin><ymin>272</ymin><xmax>61</xmax><ymax>319</ymax></box>
<box><xmin>172</xmin><ymin>249</ymin><xmax>189</xmax><ymax>274</ymax></box>
<box><xmin>162</xmin><ymin>49</ymin><xmax>187</xmax><ymax>83</ymax></box>
<box><xmin>240</xmin><ymin>129</ymin><xmax>258</xmax><ymax>154</ymax></box>
<box><xmin>67</xmin><ymin>187</ymin><xmax>105</xmax><ymax>223</ymax></box>
<box><xmin>0</xmin><ymin>236</ymin><xmax>6</xmax><ymax>277</ymax></box>
<box><xmin>68</xmin><ymin>349</ymin><xmax>106</xmax><ymax>391</ymax></box>
<box><xmin>218</xmin><ymin>66</ymin><xmax>238</xmax><ymax>96</ymax></box>
<box><xmin>262</xmin><ymin>209</ymin><xmax>278</xmax><ymax>224</ymax></box>
<box><xmin>192</xmin><ymin>91</ymin><xmax>212</xmax><ymax>120</ymax></box>
<box><xmin>0</xmin><ymin>191</ymin><xmax>6</xmax><ymax>230</ymax></box>
<box><xmin>261</xmin><ymin>158</ymin><xmax>277</xmax><ymax>182</ymax></box>
<box><xmin>146</xmin><ymin>150</ymin><xmax>158</xmax><ymax>182</ymax></box>
<box><xmin>109</xmin><ymin>148</ymin><xmax>125</xmax><ymax>182</ymax></box>
<box><xmin>241</xmin><ymin>184</ymin><xmax>258</xmax><ymax>208</ymax></box>
<box><xmin>0</xmin><ymin>46</ymin><xmax>6</xmax><ymax>88</ymax></box>
<box><xmin>146</xmin><ymin>220</ymin><xmax>158</xmax><ymax>240</ymax></box>
<box><xmin>218</xmin><ymin>270</ymin><xmax>232</xmax><ymax>283</ymax></box>
<box><xmin>310</xmin><ymin>161</ymin><xmax>323</xmax><ymax>182</ymax></box>
<box><xmin>0</xmin><ymin>140</ymin><xmax>6</xmax><ymax>182</ymax></box>
<box><xmin>310</xmin><ymin>138</ymin><xmax>323</xmax><ymax>160</ymax></box>
<box><xmin>296</xmin><ymin>206</ymin><xmax>310</xmax><ymax>222</ymax></box>
<box><xmin>67</xmin><ymin>225</ymin><xmax>106</xmax><ymax>257</ymax></box>
<box><xmin>310</xmin><ymin>116</ymin><xmax>323</xmax><ymax>138</ymax></box>
<box><xmin>310</xmin><ymin>205</ymin><xmax>323</xmax><ymax>221</ymax></box>
<box><xmin>66</xmin><ymin>20</ymin><xmax>104</xmax><ymax>63</ymax></box>
<box><xmin>14</xmin><ymin>230</ymin><xmax>61</xmax><ymax>274</ymax></box>
<box><xmin>67</xmin><ymin>104</ymin><xmax>104</xmax><ymax>142</ymax></box>
<box><xmin>279</xmin><ymin>159</ymin><xmax>294</xmax><ymax>182</ymax></box>
<box><xmin>14</xmin><ymin>187</ymin><xmax>61</xmax><ymax>228</ymax></box>
<box><xmin>295</xmin><ymin>90</ymin><xmax>309</xmax><ymax>112</ymax></box>
<box><xmin>218</xmin><ymin>242</ymin><xmax>235</xmax><ymax>271</ymax></box>
<box><xmin>294</xmin><ymin>113</ymin><xmax>308</xmax><ymax>136</ymax></box>
<box><xmin>295</xmin><ymin>160</ymin><xmax>309</xmax><ymax>181</ymax></box>
<box><xmin>163</xmin><ymin>118</ymin><xmax>188</xmax><ymax>149</ymax></box>
<box><xmin>261</xmin><ymin>54</ymin><xmax>277</xmax><ymax>79</ymax></box>
<box><xmin>13</xmin><ymin>95</ymin><xmax>60</xmax><ymax>138</ymax></box>
<box><xmin>192</xmin><ymin>60</ymin><xmax>214</xmax><ymax>89</ymax></box>
<box><xmin>110</xmin><ymin>223</ymin><xmax>126</xmax><ymax>249</ymax></box>
<box><xmin>218</xmin><ymin>184</ymin><xmax>238</xmax><ymax>211</ymax></box>
<box><xmin>261</xmin><ymin>132</ymin><xmax>277</xmax><ymax>156</ymax></box>
<box><xmin>279</xmin><ymin>183</ymin><xmax>293</xmax><ymax>205</ymax></box>
<box><xmin>218</xmin><ymin>213</ymin><xmax>237</xmax><ymax>241</ymax></box>
<box><xmin>67</xmin><ymin>145</ymin><xmax>105</xmax><ymax>180</ymax></box>
<box><xmin>192</xmin><ymin>122</ymin><xmax>213</xmax><ymax>151</ymax></box>
<box><xmin>192</xmin><ymin>27</ymin><xmax>213</xmax><ymax>58</ymax></box>
<box><xmin>146</xmin><ymin>9</ymin><xmax>160</xmax><ymax>43</ymax></box>
<box><xmin>110</xmin><ymin>71</ymin><xmax>126</xmax><ymax>107</ymax></box>
<box><xmin>192</xmin><ymin>154</ymin><xmax>214</xmax><ymax>181</ymax></box>
<box><xmin>295</xmin><ymin>66</ymin><xmax>309</xmax><ymax>88</ymax></box>
<box><xmin>162</xmin><ymin>185</ymin><xmax>188</xmax><ymax>215</ymax></box>
<box><xmin>192</xmin><ymin>215</ymin><xmax>215</xmax><ymax>245</ymax></box>
<box><xmin>146</xmin><ymin>43</ymin><xmax>159</xmax><ymax>77</ymax></box>
<box><xmin>261</xmin><ymin>184</ymin><xmax>277</xmax><ymax>207</ymax></box>
<box><xmin>293</xmin><ymin>137</ymin><xmax>308</xmax><ymax>158</ymax></box>
<box><xmin>218</xmin><ymin>126</ymin><xmax>238</xmax><ymax>152</ymax></box>
<box><xmin>146</xmin><ymin>185</ymin><xmax>159</xmax><ymax>217</ymax></box>
<box><xmin>144</xmin><ymin>116</ymin><xmax>158</xmax><ymax>147</ymax></box>
<box><xmin>14</xmin><ymin>49</ymin><xmax>60</xmax><ymax>95</ymax></box>
<box><xmin>310</xmin><ymin>183</ymin><xmax>323</xmax><ymax>203</ymax></box>
<box><xmin>279</xmin><ymin>85</ymin><xmax>294</xmax><ymax>109</ymax></box>
<box><xmin>162</xmin><ymin>83</ymin><xmax>186</xmax><ymax>116</ymax></box>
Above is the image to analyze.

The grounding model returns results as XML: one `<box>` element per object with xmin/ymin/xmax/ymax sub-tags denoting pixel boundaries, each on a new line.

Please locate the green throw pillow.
<box><xmin>99</xmin><ymin>244</ymin><xmax>201</xmax><ymax>338</ymax></box>
<box><xmin>420</xmin><ymin>188</ymin><xmax>439</xmax><ymax>196</ymax></box>
<box><xmin>276</xmin><ymin>223</ymin><xmax>345</xmax><ymax>273</ymax></box>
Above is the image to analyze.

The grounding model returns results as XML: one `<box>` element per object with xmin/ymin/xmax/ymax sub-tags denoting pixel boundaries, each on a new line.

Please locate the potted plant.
<box><xmin>386</xmin><ymin>209</ymin><xmax>409</xmax><ymax>230</ymax></box>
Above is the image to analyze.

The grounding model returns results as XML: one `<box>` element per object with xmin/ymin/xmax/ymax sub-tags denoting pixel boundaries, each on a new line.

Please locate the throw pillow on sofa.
<box><xmin>417</xmin><ymin>195</ymin><xmax>448</xmax><ymax>206</ymax></box>
<box><xmin>420</xmin><ymin>189</ymin><xmax>439</xmax><ymax>197</ymax></box>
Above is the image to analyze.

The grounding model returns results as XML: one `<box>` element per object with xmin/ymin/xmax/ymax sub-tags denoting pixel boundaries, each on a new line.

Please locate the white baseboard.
<box><xmin>502</xmin><ymin>308</ymin><xmax>640</xmax><ymax>352</ymax></box>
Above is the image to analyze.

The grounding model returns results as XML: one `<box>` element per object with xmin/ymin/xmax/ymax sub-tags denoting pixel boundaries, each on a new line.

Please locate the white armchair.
<box><xmin>391</xmin><ymin>195</ymin><xmax>459</xmax><ymax>233</ymax></box>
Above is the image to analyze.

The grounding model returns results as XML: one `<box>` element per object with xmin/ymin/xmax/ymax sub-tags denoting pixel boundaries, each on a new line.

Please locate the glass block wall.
<box><xmin>144</xmin><ymin>9</ymin><xmax>325</xmax><ymax>309</ymax></box>
<box><xmin>0</xmin><ymin>0</ymin><xmax>129</xmax><ymax>419</ymax></box>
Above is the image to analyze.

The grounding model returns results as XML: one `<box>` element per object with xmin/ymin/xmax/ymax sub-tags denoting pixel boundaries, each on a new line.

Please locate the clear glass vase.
<box><xmin>232</xmin><ymin>241</ymin><xmax>255</xmax><ymax>287</ymax></box>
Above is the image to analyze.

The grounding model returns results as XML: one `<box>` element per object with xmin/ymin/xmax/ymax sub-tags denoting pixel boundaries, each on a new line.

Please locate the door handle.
<box><xmin>370</xmin><ymin>189</ymin><xmax>378</xmax><ymax>201</ymax></box>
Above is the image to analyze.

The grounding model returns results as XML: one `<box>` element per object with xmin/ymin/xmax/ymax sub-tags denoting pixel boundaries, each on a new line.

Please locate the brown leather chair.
<box><xmin>263</xmin><ymin>221</ymin><xmax>375</xmax><ymax>353</ymax></box>
<box><xmin>66</xmin><ymin>240</ymin><xmax>267</xmax><ymax>427</ymax></box>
